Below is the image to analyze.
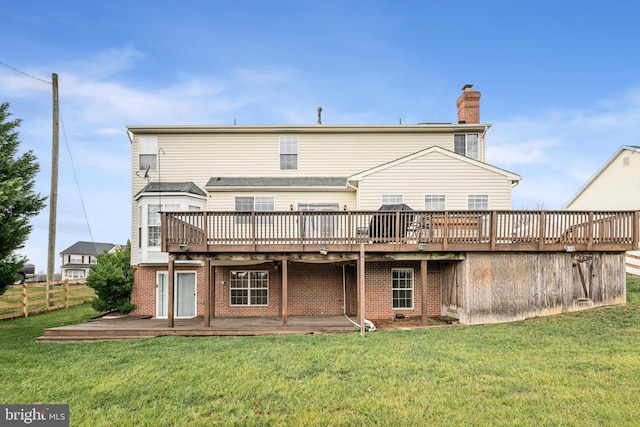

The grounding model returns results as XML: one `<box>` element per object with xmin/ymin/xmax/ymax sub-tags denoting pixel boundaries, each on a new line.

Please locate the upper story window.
<box><xmin>69</xmin><ymin>255</ymin><xmax>82</xmax><ymax>264</ymax></box>
<box><xmin>425</xmin><ymin>195</ymin><xmax>446</xmax><ymax>210</ymax></box>
<box><xmin>468</xmin><ymin>195</ymin><xmax>489</xmax><ymax>210</ymax></box>
<box><xmin>382</xmin><ymin>195</ymin><xmax>403</xmax><ymax>205</ymax></box>
<box><xmin>139</xmin><ymin>136</ymin><xmax>158</xmax><ymax>171</ymax></box>
<box><xmin>454</xmin><ymin>133</ymin><xmax>479</xmax><ymax>160</ymax></box>
<box><xmin>148</xmin><ymin>204</ymin><xmax>162</xmax><ymax>246</ymax></box>
<box><xmin>235</xmin><ymin>196</ymin><xmax>275</xmax><ymax>224</ymax></box>
<box><xmin>89</xmin><ymin>256</ymin><xmax>97</xmax><ymax>264</ymax></box>
<box><xmin>280</xmin><ymin>136</ymin><xmax>298</xmax><ymax>170</ymax></box>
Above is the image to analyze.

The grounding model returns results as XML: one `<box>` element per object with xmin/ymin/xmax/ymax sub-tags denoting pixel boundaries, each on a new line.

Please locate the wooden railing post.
<box><xmin>490</xmin><ymin>211</ymin><xmax>497</xmax><ymax>250</ymax></box>
<box><xmin>538</xmin><ymin>211</ymin><xmax>546</xmax><ymax>251</ymax></box>
<box><xmin>161</xmin><ymin>212</ymin><xmax>168</xmax><ymax>252</ymax></box>
<box><xmin>587</xmin><ymin>211</ymin><xmax>594</xmax><ymax>251</ymax></box>
<box><xmin>22</xmin><ymin>283</ymin><xmax>28</xmax><ymax>318</ymax></box>
<box><xmin>442</xmin><ymin>212</ymin><xmax>449</xmax><ymax>251</ymax></box>
<box><xmin>64</xmin><ymin>280</ymin><xmax>70</xmax><ymax>309</ymax></box>
<box><xmin>203</xmin><ymin>212</ymin><xmax>209</xmax><ymax>248</ymax></box>
<box><xmin>633</xmin><ymin>211</ymin><xmax>639</xmax><ymax>250</ymax></box>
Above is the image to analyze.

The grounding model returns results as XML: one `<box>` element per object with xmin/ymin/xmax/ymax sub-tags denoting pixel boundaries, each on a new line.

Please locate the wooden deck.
<box><xmin>36</xmin><ymin>315</ymin><xmax>358</xmax><ymax>343</ymax></box>
<box><xmin>162</xmin><ymin>210</ymin><xmax>639</xmax><ymax>254</ymax></box>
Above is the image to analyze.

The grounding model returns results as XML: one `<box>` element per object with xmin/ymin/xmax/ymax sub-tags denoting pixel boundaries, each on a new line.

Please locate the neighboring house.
<box><xmin>127</xmin><ymin>85</ymin><xmax>636</xmax><ymax>327</ymax></box>
<box><xmin>60</xmin><ymin>241</ymin><xmax>120</xmax><ymax>280</ymax></box>
<box><xmin>565</xmin><ymin>146</ymin><xmax>640</xmax><ymax>275</ymax></box>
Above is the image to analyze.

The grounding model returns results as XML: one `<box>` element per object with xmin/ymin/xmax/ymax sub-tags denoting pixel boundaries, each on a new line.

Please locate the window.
<box><xmin>230</xmin><ymin>271</ymin><xmax>269</xmax><ymax>306</ymax></box>
<box><xmin>139</xmin><ymin>136</ymin><xmax>158</xmax><ymax>171</ymax></box>
<box><xmin>66</xmin><ymin>269</ymin><xmax>85</xmax><ymax>279</ymax></box>
<box><xmin>468</xmin><ymin>195</ymin><xmax>489</xmax><ymax>210</ymax></box>
<box><xmin>138</xmin><ymin>206</ymin><xmax>143</xmax><ymax>248</ymax></box>
<box><xmin>69</xmin><ymin>255</ymin><xmax>82</xmax><ymax>264</ymax></box>
<box><xmin>392</xmin><ymin>269</ymin><xmax>414</xmax><ymax>309</ymax></box>
<box><xmin>425</xmin><ymin>195</ymin><xmax>445</xmax><ymax>210</ymax></box>
<box><xmin>89</xmin><ymin>256</ymin><xmax>97</xmax><ymax>264</ymax></box>
<box><xmin>382</xmin><ymin>195</ymin><xmax>403</xmax><ymax>205</ymax></box>
<box><xmin>148</xmin><ymin>204</ymin><xmax>162</xmax><ymax>246</ymax></box>
<box><xmin>280</xmin><ymin>136</ymin><xmax>298</xmax><ymax>170</ymax></box>
<box><xmin>235</xmin><ymin>197</ymin><xmax>274</xmax><ymax>224</ymax></box>
<box><xmin>454</xmin><ymin>133</ymin><xmax>479</xmax><ymax>160</ymax></box>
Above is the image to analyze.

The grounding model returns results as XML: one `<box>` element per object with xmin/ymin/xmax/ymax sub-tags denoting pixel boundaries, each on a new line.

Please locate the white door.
<box><xmin>299</xmin><ymin>203</ymin><xmax>339</xmax><ymax>239</ymax></box>
<box><xmin>157</xmin><ymin>271</ymin><xmax>197</xmax><ymax>318</ymax></box>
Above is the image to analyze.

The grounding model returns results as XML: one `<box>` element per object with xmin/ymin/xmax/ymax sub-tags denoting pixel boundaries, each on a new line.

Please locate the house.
<box><xmin>127</xmin><ymin>85</ymin><xmax>636</xmax><ymax>328</ymax></box>
<box><xmin>60</xmin><ymin>241</ymin><xmax>120</xmax><ymax>280</ymax></box>
<box><xmin>565</xmin><ymin>146</ymin><xmax>640</xmax><ymax>275</ymax></box>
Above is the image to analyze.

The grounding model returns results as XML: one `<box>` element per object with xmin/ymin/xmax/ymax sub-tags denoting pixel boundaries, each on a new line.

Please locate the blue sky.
<box><xmin>2</xmin><ymin>1</ymin><xmax>639</xmax><ymax>273</ymax></box>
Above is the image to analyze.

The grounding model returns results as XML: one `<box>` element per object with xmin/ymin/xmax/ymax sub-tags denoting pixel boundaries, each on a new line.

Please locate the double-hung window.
<box><xmin>230</xmin><ymin>271</ymin><xmax>269</xmax><ymax>306</ymax></box>
<box><xmin>235</xmin><ymin>196</ymin><xmax>275</xmax><ymax>224</ymax></box>
<box><xmin>424</xmin><ymin>195</ymin><xmax>446</xmax><ymax>210</ymax></box>
<box><xmin>69</xmin><ymin>255</ymin><xmax>82</xmax><ymax>264</ymax></box>
<box><xmin>454</xmin><ymin>133</ymin><xmax>479</xmax><ymax>160</ymax></box>
<box><xmin>280</xmin><ymin>136</ymin><xmax>298</xmax><ymax>170</ymax></box>
<box><xmin>139</xmin><ymin>136</ymin><xmax>158</xmax><ymax>171</ymax></box>
<box><xmin>392</xmin><ymin>269</ymin><xmax>414</xmax><ymax>309</ymax></box>
<box><xmin>382</xmin><ymin>195</ymin><xmax>404</xmax><ymax>205</ymax></box>
<box><xmin>468</xmin><ymin>195</ymin><xmax>489</xmax><ymax>210</ymax></box>
<box><xmin>148</xmin><ymin>204</ymin><xmax>162</xmax><ymax>246</ymax></box>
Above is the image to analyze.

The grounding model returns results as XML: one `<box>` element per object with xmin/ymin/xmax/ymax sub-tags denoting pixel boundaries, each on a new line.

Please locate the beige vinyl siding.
<box><xmin>357</xmin><ymin>151</ymin><xmax>513</xmax><ymax>210</ymax></box>
<box><xmin>566</xmin><ymin>150</ymin><xmax>640</xmax><ymax>210</ymax></box>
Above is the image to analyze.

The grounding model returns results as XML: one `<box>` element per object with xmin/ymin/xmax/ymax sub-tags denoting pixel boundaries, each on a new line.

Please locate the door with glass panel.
<box><xmin>156</xmin><ymin>271</ymin><xmax>196</xmax><ymax>318</ymax></box>
<box><xmin>298</xmin><ymin>203</ymin><xmax>339</xmax><ymax>240</ymax></box>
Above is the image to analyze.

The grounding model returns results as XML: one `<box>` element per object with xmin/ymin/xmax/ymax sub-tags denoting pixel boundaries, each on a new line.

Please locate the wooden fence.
<box><xmin>0</xmin><ymin>280</ymin><xmax>95</xmax><ymax>320</ymax></box>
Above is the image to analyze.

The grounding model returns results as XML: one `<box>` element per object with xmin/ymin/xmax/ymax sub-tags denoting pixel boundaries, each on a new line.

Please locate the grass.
<box><xmin>1</xmin><ymin>276</ymin><xmax>639</xmax><ymax>426</ymax></box>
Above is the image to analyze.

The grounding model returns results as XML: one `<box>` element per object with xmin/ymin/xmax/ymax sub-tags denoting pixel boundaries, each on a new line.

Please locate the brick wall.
<box><xmin>132</xmin><ymin>261</ymin><xmax>442</xmax><ymax>321</ymax></box>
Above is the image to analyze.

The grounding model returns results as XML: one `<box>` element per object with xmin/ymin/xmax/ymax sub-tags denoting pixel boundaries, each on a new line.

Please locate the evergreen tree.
<box><xmin>86</xmin><ymin>241</ymin><xmax>135</xmax><ymax>313</ymax></box>
<box><xmin>0</xmin><ymin>102</ymin><xmax>47</xmax><ymax>294</ymax></box>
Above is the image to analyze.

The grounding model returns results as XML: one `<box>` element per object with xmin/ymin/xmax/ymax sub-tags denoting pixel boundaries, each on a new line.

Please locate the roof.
<box><xmin>564</xmin><ymin>145</ymin><xmax>640</xmax><ymax>208</ymax></box>
<box><xmin>135</xmin><ymin>182</ymin><xmax>206</xmax><ymax>198</ymax></box>
<box><xmin>349</xmin><ymin>146</ymin><xmax>522</xmax><ymax>184</ymax></box>
<box><xmin>60</xmin><ymin>241</ymin><xmax>118</xmax><ymax>256</ymax></box>
<box><xmin>127</xmin><ymin>123</ymin><xmax>492</xmax><ymax>140</ymax></box>
<box><xmin>205</xmin><ymin>177</ymin><xmax>350</xmax><ymax>190</ymax></box>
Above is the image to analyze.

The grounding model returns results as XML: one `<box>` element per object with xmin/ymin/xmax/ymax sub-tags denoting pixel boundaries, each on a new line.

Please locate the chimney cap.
<box><xmin>462</xmin><ymin>84</ymin><xmax>474</xmax><ymax>91</ymax></box>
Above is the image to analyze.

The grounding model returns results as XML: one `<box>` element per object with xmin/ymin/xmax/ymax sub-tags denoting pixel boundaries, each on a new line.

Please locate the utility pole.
<box><xmin>47</xmin><ymin>73</ymin><xmax>59</xmax><ymax>304</ymax></box>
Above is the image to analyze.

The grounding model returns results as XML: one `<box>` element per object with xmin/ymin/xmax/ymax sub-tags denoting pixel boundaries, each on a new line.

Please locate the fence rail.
<box><xmin>162</xmin><ymin>210</ymin><xmax>640</xmax><ymax>253</ymax></box>
<box><xmin>0</xmin><ymin>280</ymin><xmax>95</xmax><ymax>320</ymax></box>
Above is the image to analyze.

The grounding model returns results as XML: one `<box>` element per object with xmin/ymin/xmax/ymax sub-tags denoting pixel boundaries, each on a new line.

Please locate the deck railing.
<box><xmin>161</xmin><ymin>210</ymin><xmax>639</xmax><ymax>253</ymax></box>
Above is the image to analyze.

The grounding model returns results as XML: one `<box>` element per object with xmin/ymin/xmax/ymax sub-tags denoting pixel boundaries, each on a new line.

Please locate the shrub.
<box><xmin>86</xmin><ymin>241</ymin><xmax>135</xmax><ymax>313</ymax></box>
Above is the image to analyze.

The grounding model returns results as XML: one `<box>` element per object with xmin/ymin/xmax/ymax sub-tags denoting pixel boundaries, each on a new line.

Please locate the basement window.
<box><xmin>392</xmin><ymin>269</ymin><xmax>414</xmax><ymax>309</ymax></box>
<box><xmin>230</xmin><ymin>271</ymin><xmax>269</xmax><ymax>306</ymax></box>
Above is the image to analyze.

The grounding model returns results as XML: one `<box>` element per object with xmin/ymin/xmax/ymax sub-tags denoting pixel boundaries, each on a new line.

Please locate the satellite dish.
<box><xmin>143</xmin><ymin>164</ymin><xmax>150</xmax><ymax>180</ymax></box>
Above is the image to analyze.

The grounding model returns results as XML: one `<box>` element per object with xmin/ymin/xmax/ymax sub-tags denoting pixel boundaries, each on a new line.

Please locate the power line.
<box><xmin>60</xmin><ymin>114</ymin><xmax>95</xmax><ymax>244</ymax></box>
<box><xmin>0</xmin><ymin>60</ymin><xmax>51</xmax><ymax>85</ymax></box>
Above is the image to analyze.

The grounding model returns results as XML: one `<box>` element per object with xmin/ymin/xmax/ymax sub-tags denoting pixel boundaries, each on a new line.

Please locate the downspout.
<box><xmin>347</xmin><ymin>179</ymin><xmax>360</xmax><ymax>210</ymax></box>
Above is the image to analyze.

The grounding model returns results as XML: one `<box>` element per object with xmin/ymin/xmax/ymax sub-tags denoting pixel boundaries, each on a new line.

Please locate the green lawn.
<box><xmin>1</xmin><ymin>276</ymin><xmax>639</xmax><ymax>426</ymax></box>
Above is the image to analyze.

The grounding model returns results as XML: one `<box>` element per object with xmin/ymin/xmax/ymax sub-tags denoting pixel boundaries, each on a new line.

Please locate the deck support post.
<box><xmin>168</xmin><ymin>255</ymin><xmax>175</xmax><ymax>328</ymax></box>
<box><xmin>421</xmin><ymin>260</ymin><xmax>429</xmax><ymax>325</ymax></box>
<box><xmin>281</xmin><ymin>259</ymin><xmax>288</xmax><ymax>326</ymax></box>
<box><xmin>359</xmin><ymin>242</ymin><xmax>365</xmax><ymax>338</ymax></box>
<box><xmin>204</xmin><ymin>257</ymin><xmax>211</xmax><ymax>327</ymax></box>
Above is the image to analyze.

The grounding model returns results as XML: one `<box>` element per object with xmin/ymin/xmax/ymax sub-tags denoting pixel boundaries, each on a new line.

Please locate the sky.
<box><xmin>1</xmin><ymin>0</ymin><xmax>639</xmax><ymax>274</ymax></box>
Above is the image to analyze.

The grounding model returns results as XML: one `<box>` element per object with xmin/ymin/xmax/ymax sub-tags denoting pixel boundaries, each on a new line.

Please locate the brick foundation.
<box><xmin>132</xmin><ymin>260</ymin><xmax>442</xmax><ymax>321</ymax></box>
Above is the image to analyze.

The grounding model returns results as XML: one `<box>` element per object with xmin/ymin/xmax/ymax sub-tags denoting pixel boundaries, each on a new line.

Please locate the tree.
<box><xmin>86</xmin><ymin>241</ymin><xmax>135</xmax><ymax>313</ymax></box>
<box><xmin>0</xmin><ymin>102</ymin><xmax>46</xmax><ymax>294</ymax></box>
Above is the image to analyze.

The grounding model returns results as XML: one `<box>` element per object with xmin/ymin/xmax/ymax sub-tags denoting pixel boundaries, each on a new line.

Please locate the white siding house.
<box><xmin>565</xmin><ymin>146</ymin><xmax>640</xmax><ymax>275</ymax></box>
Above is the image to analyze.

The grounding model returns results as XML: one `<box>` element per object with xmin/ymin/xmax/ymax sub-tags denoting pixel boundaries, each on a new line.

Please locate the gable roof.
<box><xmin>60</xmin><ymin>241</ymin><xmax>118</xmax><ymax>256</ymax></box>
<box><xmin>205</xmin><ymin>177</ymin><xmax>350</xmax><ymax>191</ymax></box>
<box><xmin>349</xmin><ymin>146</ymin><xmax>522</xmax><ymax>185</ymax></box>
<box><xmin>564</xmin><ymin>145</ymin><xmax>640</xmax><ymax>208</ymax></box>
<box><xmin>135</xmin><ymin>182</ymin><xmax>206</xmax><ymax>199</ymax></box>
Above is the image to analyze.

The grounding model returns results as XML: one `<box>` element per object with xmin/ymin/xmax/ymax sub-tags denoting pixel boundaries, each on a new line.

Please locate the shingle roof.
<box><xmin>60</xmin><ymin>241</ymin><xmax>118</xmax><ymax>255</ymax></box>
<box><xmin>135</xmin><ymin>182</ymin><xmax>206</xmax><ymax>197</ymax></box>
<box><xmin>205</xmin><ymin>177</ymin><xmax>349</xmax><ymax>189</ymax></box>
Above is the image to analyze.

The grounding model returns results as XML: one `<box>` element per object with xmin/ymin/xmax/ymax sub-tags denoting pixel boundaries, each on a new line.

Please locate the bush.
<box><xmin>86</xmin><ymin>241</ymin><xmax>135</xmax><ymax>313</ymax></box>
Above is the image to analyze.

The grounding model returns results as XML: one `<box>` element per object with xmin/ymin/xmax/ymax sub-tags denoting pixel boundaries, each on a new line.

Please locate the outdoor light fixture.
<box><xmin>179</xmin><ymin>244</ymin><xmax>189</xmax><ymax>251</ymax></box>
<box><xmin>564</xmin><ymin>246</ymin><xmax>576</xmax><ymax>253</ymax></box>
<box><xmin>343</xmin><ymin>204</ymin><xmax>347</xmax><ymax>211</ymax></box>
<box><xmin>320</xmin><ymin>247</ymin><xmax>329</xmax><ymax>256</ymax></box>
<box><xmin>290</xmin><ymin>204</ymin><xmax>294</xmax><ymax>211</ymax></box>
